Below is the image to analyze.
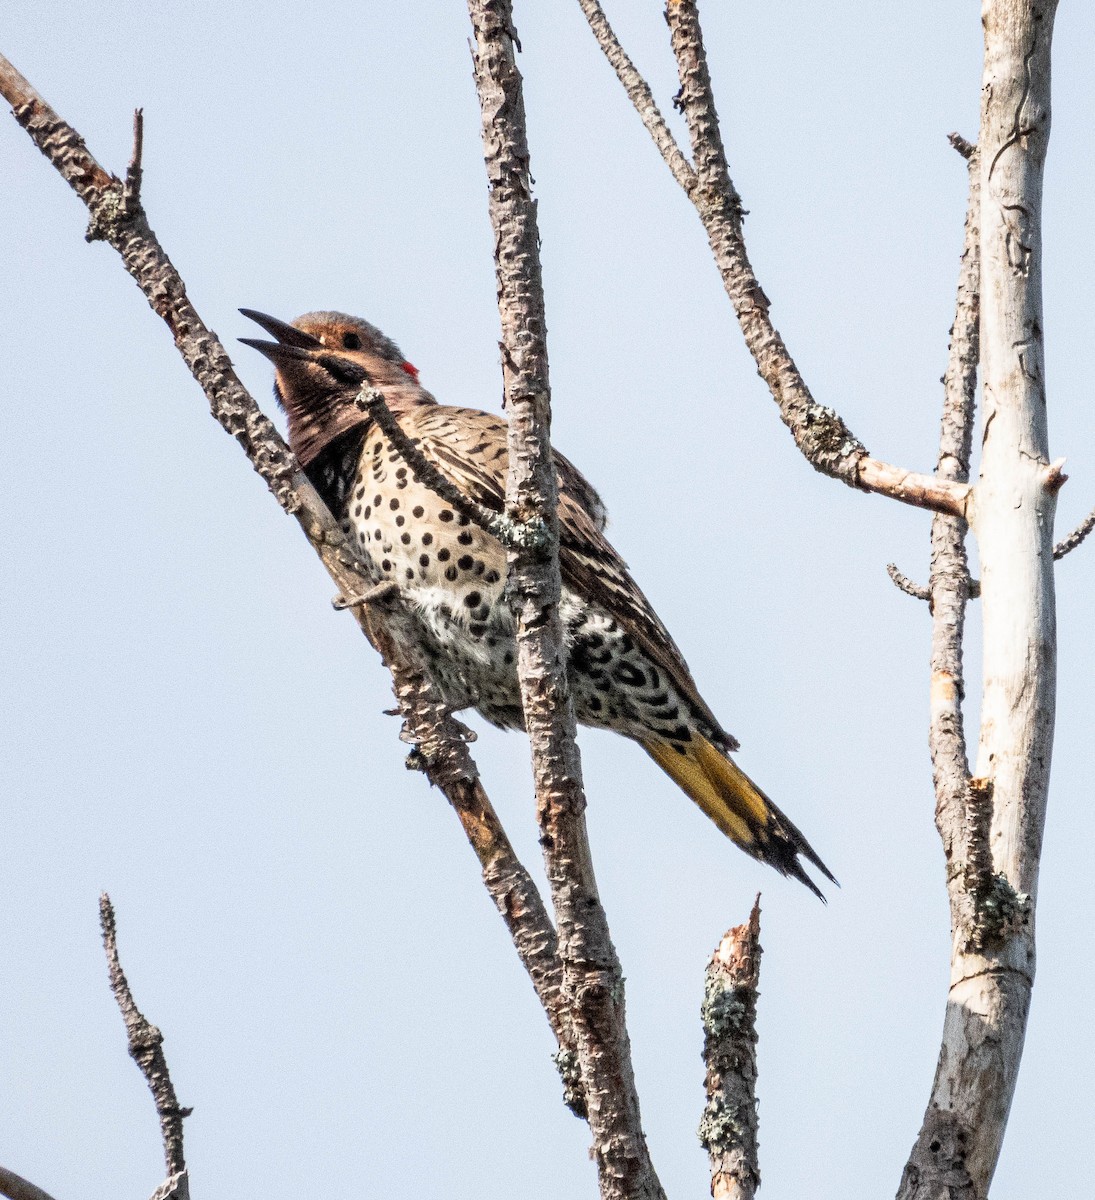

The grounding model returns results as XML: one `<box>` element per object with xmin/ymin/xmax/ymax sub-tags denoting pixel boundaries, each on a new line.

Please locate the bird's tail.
<box><xmin>642</xmin><ymin>735</ymin><xmax>836</xmax><ymax>900</ymax></box>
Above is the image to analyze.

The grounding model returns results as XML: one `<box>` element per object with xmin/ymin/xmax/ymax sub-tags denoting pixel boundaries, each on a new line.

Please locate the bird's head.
<box><xmin>239</xmin><ymin>309</ymin><xmax>430</xmax><ymax>468</ymax></box>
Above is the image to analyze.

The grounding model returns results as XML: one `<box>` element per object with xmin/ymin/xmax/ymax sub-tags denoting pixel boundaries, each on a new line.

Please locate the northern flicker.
<box><xmin>240</xmin><ymin>309</ymin><xmax>835</xmax><ymax>897</ymax></box>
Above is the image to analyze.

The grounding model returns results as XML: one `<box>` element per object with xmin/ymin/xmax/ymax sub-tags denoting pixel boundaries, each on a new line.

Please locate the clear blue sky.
<box><xmin>2</xmin><ymin>3</ymin><xmax>1094</xmax><ymax>1197</ymax></box>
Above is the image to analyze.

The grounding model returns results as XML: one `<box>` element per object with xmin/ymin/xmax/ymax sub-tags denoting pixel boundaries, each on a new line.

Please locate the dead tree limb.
<box><xmin>579</xmin><ymin>0</ymin><xmax>972</xmax><ymax>519</ymax></box>
<box><xmin>886</xmin><ymin>563</ymin><xmax>932</xmax><ymax>602</ymax></box>
<box><xmin>1052</xmin><ymin>505</ymin><xmax>1095</xmax><ymax>560</ymax></box>
<box><xmin>896</xmin><ymin>143</ymin><xmax>981</xmax><ymax>1200</ymax></box>
<box><xmin>899</xmin><ymin>2</ymin><xmax>1060</xmax><ymax>1195</ymax></box>
<box><xmin>100</xmin><ymin>894</ymin><xmax>191</xmax><ymax>1200</ymax></box>
<box><xmin>466</xmin><ymin>3</ymin><xmax>660</xmax><ymax>1194</ymax></box>
<box><xmin>0</xmin><ymin>50</ymin><xmax>586</xmax><ymax>1116</ymax></box>
<box><xmin>576</xmin><ymin>0</ymin><xmax>696</xmax><ymax>192</ymax></box>
<box><xmin>0</xmin><ymin>1167</ymin><xmax>60</xmax><ymax>1200</ymax></box>
<box><xmin>698</xmin><ymin>898</ymin><xmax>762</xmax><ymax>1200</ymax></box>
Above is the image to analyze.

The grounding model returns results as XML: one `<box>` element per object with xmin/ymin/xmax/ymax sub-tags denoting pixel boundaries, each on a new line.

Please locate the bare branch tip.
<box><xmin>332</xmin><ymin>581</ymin><xmax>399</xmax><ymax>610</ymax></box>
<box><xmin>886</xmin><ymin>562</ymin><xmax>931</xmax><ymax>602</ymax></box>
<box><xmin>1053</xmin><ymin>504</ymin><xmax>1095</xmax><ymax>560</ymax></box>
<box><xmin>948</xmin><ymin>131</ymin><xmax>976</xmax><ymax>161</ymax></box>
<box><xmin>99</xmin><ymin>890</ymin><xmax>117</xmax><ymax>944</ymax></box>
<box><xmin>1042</xmin><ymin>457</ymin><xmax>1068</xmax><ymax>495</ymax></box>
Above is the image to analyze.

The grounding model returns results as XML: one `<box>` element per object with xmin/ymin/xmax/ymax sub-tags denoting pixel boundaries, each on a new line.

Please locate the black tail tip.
<box><xmin>769</xmin><ymin>831</ymin><xmax>838</xmax><ymax>903</ymax></box>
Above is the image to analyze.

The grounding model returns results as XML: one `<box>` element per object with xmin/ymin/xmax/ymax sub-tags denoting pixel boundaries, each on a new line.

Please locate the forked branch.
<box><xmin>0</xmin><ymin>49</ymin><xmax>585</xmax><ymax>1117</ymax></box>
<box><xmin>579</xmin><ymin>0</ymin><xmax>972</xmax><ymax>520</ymax></box>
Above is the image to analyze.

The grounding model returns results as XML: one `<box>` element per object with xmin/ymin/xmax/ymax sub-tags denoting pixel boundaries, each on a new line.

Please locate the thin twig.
<box><xmin>576</xmin><ymin>0</ymin><xmax>696</xmax><ymax>193</ymax></box>
<box><xmin>698</xmin><ymin>897</ymin><xmax>762</xmax><ymax>1200</ymax></box>
<box><xmin>100</xmin><ymin>894</ymin><xmax>190</xmax><ymax>1179</ymax></box>
<box><xmin>467</xmin><ymin>4</ymin><xmax>660</xmax><ymax>1194</ymax></box>
<box><xmin>331</xmin><ymin>580</ymin><xmax>400</xmax><ymax>610</ymax></box>
<box><xmin>886</xmin><ymin>563</ymin><xmax>980</xmax><ymax>601</ymax></box>
<box><xmin>886</xmin><ymin>563</ymin><xmax>931</xmax><ymax>602</ymax></box>
<box><xmin>1052</xmin><ymin>505</ymin><xmax>1095</xmax><ymax>559</ymax></box>
<box><xmin>122</xmin><ymin>107</ymin><xmax>143</xmax><ymax>217</ymax></box>
<box><xmin>948</xmin><ymin>131</ymin><xmax>976</xmax><ymax>161</ymax></box>
<box><xmin>0</xmin><ymin>1167</ymin><xmax>60</xmax><ymax>1200</ymax></box>
<box><xmin>928</xmin><ymin>139</ymin><xmax>981</xmax><ymax>891</ymax></box>
<box><xmin>0</xmin><ymin>52</ymin><xmax>585</xmax><ymax>1117</ymax></box>
<box><xmin>579</xmin><ymin>2</ymin><xmax>970</xmax><ymax>519</ymax></box>
<box><xmin>351</xmin><ymin>379</ymin><xmax>548</xmax><ymax>550</ymax></box>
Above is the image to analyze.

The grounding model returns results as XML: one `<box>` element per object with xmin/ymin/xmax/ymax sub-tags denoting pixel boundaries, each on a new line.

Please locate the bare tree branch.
<box><xmin>0</xmin><ymin>50</ymin><xmax>586</xmax><ymax>1116</ymax></box>
<box><xmin>576</xmin><ymin>0</ymin><xmax>696</xmax><ymax>192</ymax></box>
<box><xmin>100</xmin><ymin>893</ymin><xmax>191</xmax><ymax>1183</ymax></box>
<box><xmin>898</xmin><ymin>141</ymin><xmax>982</xmax><ymax>1200</ymax></box>
<box><xmin>900</xmin><ymin>4</ymin><xmax>1060</xmax><ymax>1195</ymax></box>
<box><xmin>698</xmin><ymin>898</ymin><xmax>762</xmax><ymax>1200</ymax></box>
<box><xmin>363</xmin><ymin>587</ymin><xmax>586</xmax><ymax>1114</ymax></box>
<box><xmin>465</xmin><ymin>4</ymin><xmax>662</xmax><ymax>1195</ymax></box>
<box><xmin>886</xmin><ymin>563</ymin><xmax>931</xmax><ymax>602</ymax></box>
<box><xmin>927</xmin><ymin>141</ymin><xmax>980</xmax><ymax>873</ymax></box>
<box><xmin>578</xmin><ymin>1</ymin><xmax>971</xmax><ymax>519</ymax></box>
<box><xmin>122</xmin><ymin>107</ymin><xmax>144</xmax><ymax>218</ymax></box>
<box><xmin>948</xmin><ymin>131</ymin><xmax>976</xmax><ymax>162</ymax></box>
<box><xmin>0</xmin><ymin>1167</ymin><xmax>60</xmax><ymax>1200</ymax></box>
<box><xmin>1052</xmin><ymin>505</ymin><xmax>1095</xmax><ymax>560</ymax></box>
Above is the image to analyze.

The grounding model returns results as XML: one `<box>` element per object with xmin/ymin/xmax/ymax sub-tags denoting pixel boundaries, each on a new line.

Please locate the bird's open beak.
<box><xmin>238</xmin><ymin>308</ymin><xmax>323</xmax><ymax>362</ymax></box>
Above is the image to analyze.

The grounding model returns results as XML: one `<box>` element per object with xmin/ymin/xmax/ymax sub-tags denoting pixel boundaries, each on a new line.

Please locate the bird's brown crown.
<box><xmin>239</xmin><ymin>309</ymin><xmax>432</xmax><ymax>468</ymax></box>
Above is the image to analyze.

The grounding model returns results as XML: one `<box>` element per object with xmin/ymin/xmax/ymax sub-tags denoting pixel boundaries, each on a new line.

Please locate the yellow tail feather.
<box><xmin>642</xmin><ymin>735</ymin><xmax>834</xmax><ymax>898</ymax></box>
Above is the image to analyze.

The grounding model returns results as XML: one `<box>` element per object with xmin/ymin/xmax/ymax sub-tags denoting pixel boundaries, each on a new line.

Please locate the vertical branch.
<box><xmin>100</xmin><ymin>894</ymin><xmax>190</xmax><ymax>1190</ymax></box>
<box><xmin>466</xmin><ymin>5</ymin><xmax>664</xmax><ymax>1197</ymax></box>
<box><xmin>698</xmin><ymin>898</ymin><xmax>762</xmax><ymax>1200</ymax></box>
<box><xmin>930</xmin><ymin>142</ymin><xmax>980</xmax><ymax>883</ymax></box>
<box><xmin>901</xmin><ymin>3</ymin><xmax>1060</xmax><ymax>1196</ymax></box>
<box><xmin>898</xmin><ymin>141</ymin><xmax>982</xmax><ymax>1200</ymax></box>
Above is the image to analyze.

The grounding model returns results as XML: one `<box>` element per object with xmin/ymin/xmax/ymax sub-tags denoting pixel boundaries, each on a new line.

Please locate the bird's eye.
<box><xmin>342</xmin><ymin>331</ymin><xmax>362</xmax><ymax>350</ymax></box>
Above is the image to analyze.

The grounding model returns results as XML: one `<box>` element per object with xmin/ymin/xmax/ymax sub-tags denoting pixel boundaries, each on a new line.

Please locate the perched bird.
<box><xmin>240</xmin><ymin>309</ymin><xmax>834</xmax><ymax>897</ymax></box>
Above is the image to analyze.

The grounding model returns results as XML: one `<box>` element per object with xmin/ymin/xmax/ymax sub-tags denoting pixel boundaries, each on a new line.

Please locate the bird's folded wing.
<box><xmin>405</xmin><ymin>406</ymin><xmax>738</xmax><ymax>752</ymax></box>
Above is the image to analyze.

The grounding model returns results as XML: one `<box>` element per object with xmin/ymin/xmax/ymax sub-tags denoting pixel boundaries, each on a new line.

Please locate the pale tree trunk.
<box><xmin>899</xmin><ymin>2</ymin><xmax>1060</xmax><ymax>1197</ymax></box>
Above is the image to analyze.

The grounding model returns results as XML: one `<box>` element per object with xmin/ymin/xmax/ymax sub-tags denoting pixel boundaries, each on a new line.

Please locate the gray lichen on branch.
<box><xmin>698</xmin><ymin>898</ymin><xmax>762</xmax><ymax>1200</ymax></box>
